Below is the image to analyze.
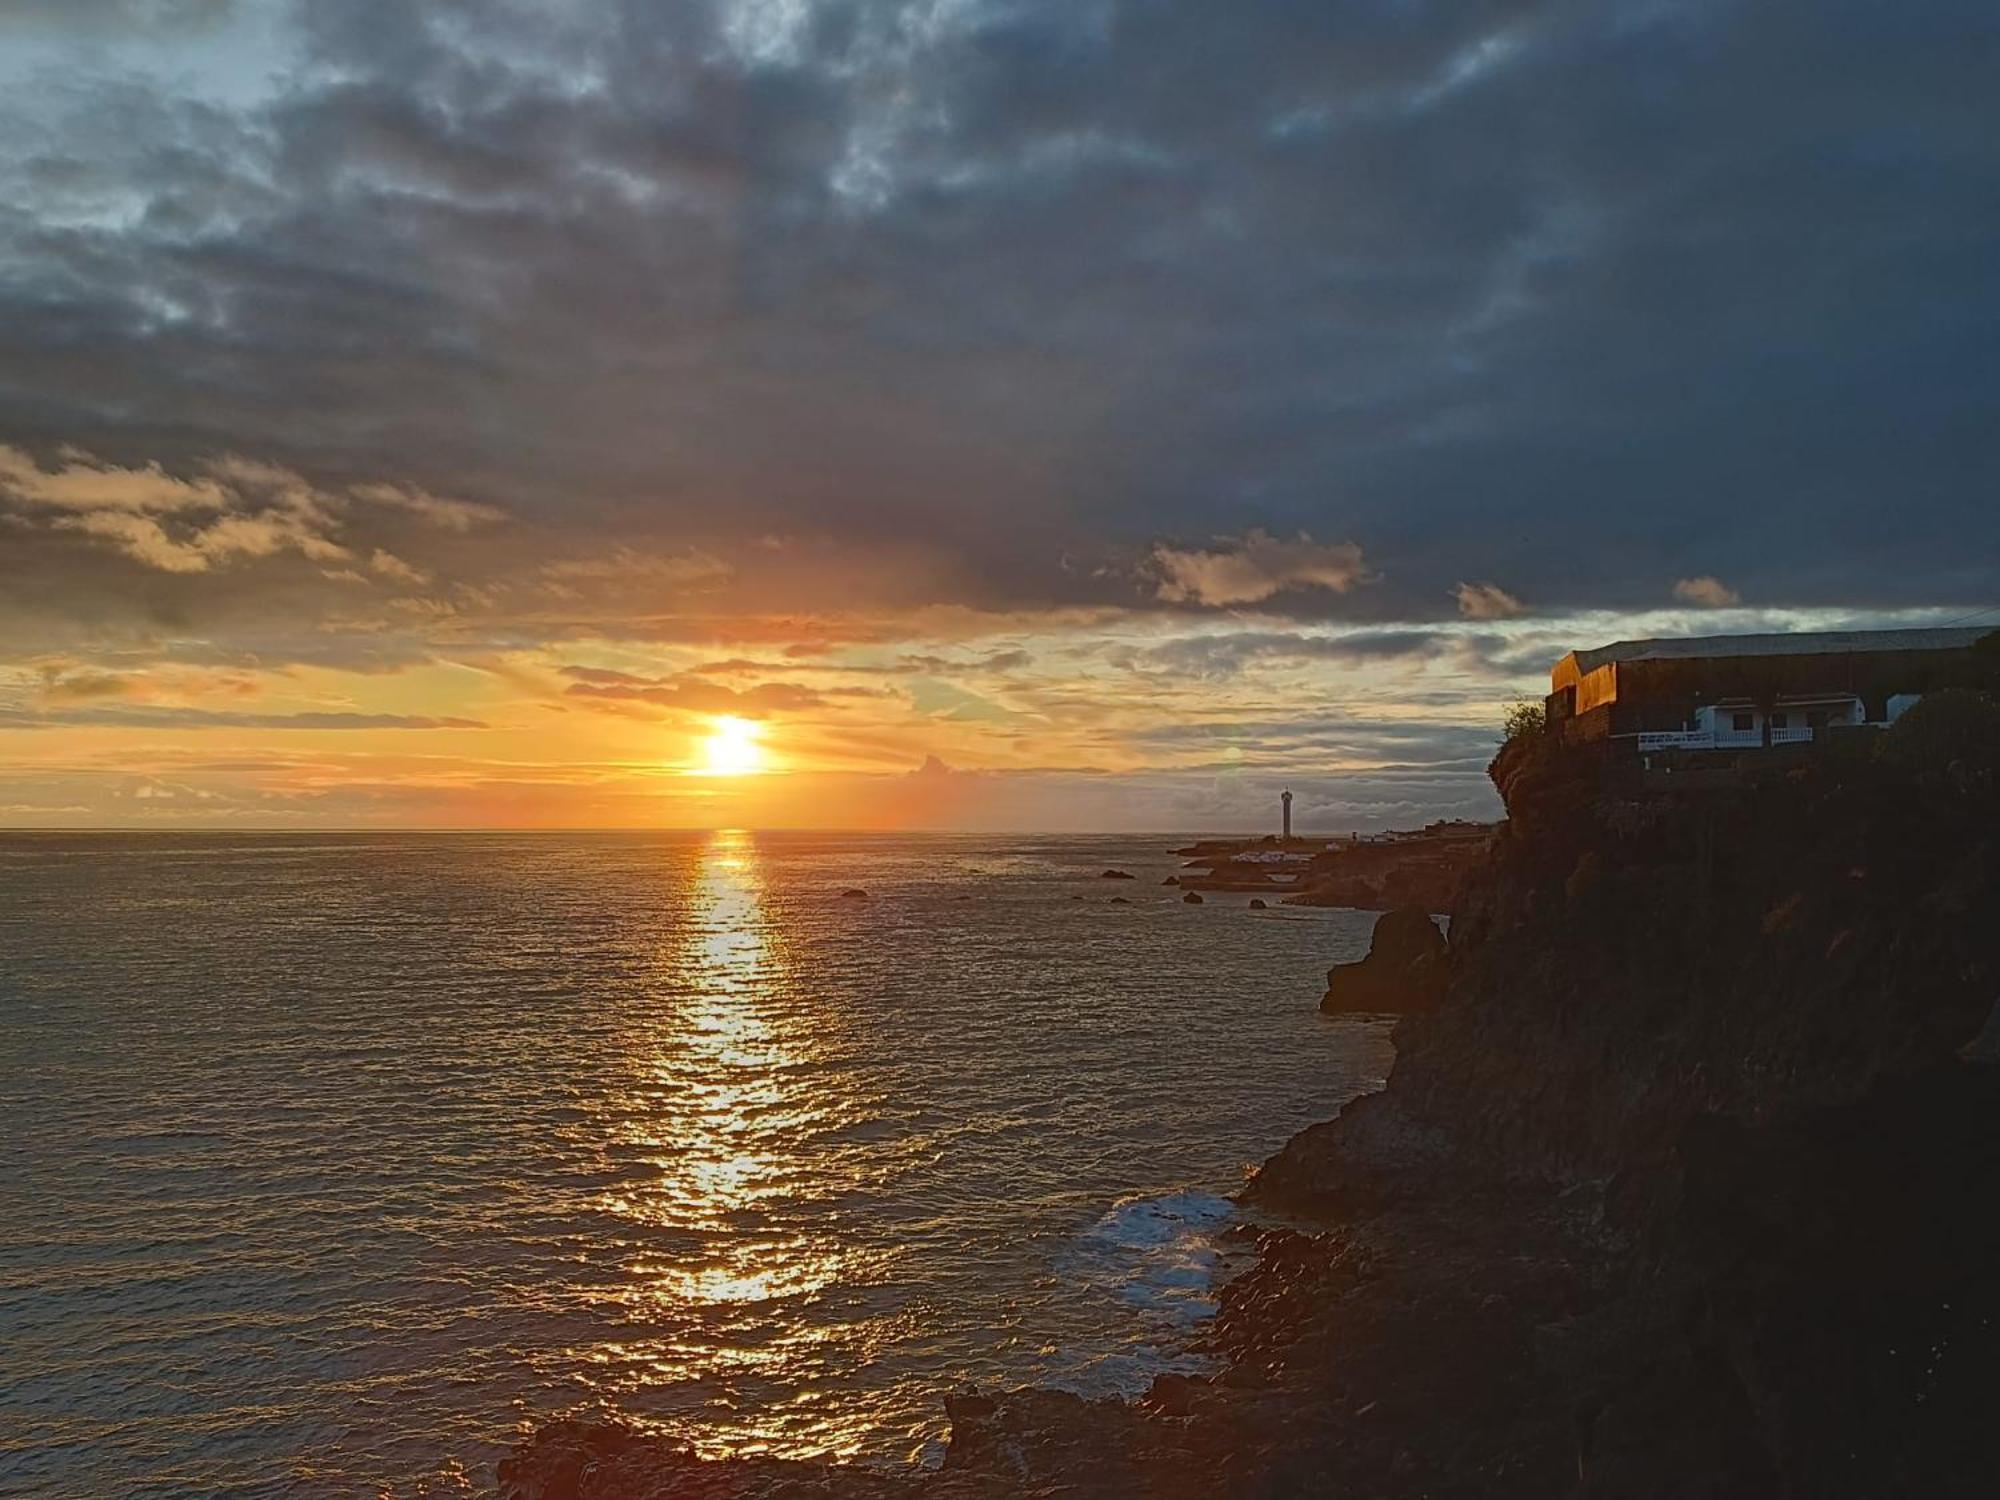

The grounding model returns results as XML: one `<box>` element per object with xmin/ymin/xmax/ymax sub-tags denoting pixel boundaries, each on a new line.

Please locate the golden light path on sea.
<box><xmin>583</xmin><ymin>829</ymin><xmax>892</xmax><ymax>1460</ymax></box>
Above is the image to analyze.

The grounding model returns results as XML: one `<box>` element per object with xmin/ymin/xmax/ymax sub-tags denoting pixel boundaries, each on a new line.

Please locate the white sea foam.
<box><xmin>1068</xmin><ymin>1189</ymin><xmax>1234</xmax><ymax>1319</ymax></box>
<box><xmin>1040</xmin><ymin>1189</ymin><xmax>1243</xmax><ymax>1398</ymax></box>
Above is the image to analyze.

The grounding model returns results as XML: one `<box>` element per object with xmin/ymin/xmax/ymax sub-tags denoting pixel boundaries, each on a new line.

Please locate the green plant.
<box><xmin>1501</xmin><ymin>698</ymin><xmax>1547</xmax><ymax>745</ymax></box>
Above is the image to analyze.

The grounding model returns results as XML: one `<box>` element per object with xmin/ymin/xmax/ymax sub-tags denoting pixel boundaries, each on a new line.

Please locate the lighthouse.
<box><xmin>1281</xmin><ymin>788</ymin><xmax>1293</xmax><ymax>841</ymax></box>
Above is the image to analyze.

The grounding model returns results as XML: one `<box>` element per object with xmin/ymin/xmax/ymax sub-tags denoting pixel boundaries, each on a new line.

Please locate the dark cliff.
<box><xmin>1251</xmin><ymin>700</ymin><xmax>2000</xmax><ymax>1495</ymax></box>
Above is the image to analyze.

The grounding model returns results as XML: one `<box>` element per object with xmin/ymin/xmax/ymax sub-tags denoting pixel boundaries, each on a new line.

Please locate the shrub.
<box><xmin>1501</xmin><ymin>698</ymin><xmax>1547</xmax><ymax>745</ymax></box>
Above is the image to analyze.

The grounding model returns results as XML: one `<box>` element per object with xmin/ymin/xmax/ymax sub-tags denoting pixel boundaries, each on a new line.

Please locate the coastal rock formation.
<box><xmin>1251</xmin><ymin>714</ymin><xmax>2000</xmax><ymax>1493</ymax></box>
<box><xmin>1280</xmin><ymin>821</ymin><xmax>1494</xmax><ymax>915</ymax></box>
<box><xmin>1248</xmin><ymin>898</ymin><xmax>1267</xmax><ymax>910</ymax></box>
<box><xmin>839</xmin><ymin>888</ymin><xmax>869</xmax><ymax>900</ymax></box>
<box><xmin>1318</xmin><ymin>907</ymin><xmax>1447</xmax><ymax>1014</ymax></box>
<box><xmin>1101</xmin><ymin>868</ymin><xmax>1136</xmax><ymax>879</ymax></box>
<box><xmin>1181</xmin><ymin>891</ymin><xmax>1203</xmax><ymax>905</ymax></box>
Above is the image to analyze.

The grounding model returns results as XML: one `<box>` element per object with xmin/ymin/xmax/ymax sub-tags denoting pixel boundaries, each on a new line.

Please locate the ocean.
<box><xmin>0</xmin><ymin>831</ymin><xmax>1393</xmax><ymax>1497</ymax></box>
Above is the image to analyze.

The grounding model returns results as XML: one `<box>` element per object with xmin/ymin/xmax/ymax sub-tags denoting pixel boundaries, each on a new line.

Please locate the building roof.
<box><xmin>1567</xmin><ymin>626</ymin><xmax>1993</xmax><ymax>676</ymax></box>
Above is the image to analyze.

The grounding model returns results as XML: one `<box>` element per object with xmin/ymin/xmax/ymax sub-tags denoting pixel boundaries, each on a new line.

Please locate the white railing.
<box><xmin>1636</xmin><ymin>726</ymin><xmax>1819</xmax><ymax>752</ymax></box>
<box><xmin>1638</xmin><ymin>730</ymin><xmax>1715</xmax><ymax>751</ymax></box>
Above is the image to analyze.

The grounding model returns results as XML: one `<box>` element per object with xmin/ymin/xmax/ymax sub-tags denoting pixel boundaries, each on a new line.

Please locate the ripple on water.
<box><xmin>0</xmin><ymin>830</ymin><xmax>1393</xmax><ymax>1495</ymax></box>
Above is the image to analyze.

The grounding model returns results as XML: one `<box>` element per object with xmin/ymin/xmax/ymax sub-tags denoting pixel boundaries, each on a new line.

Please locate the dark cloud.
<box><xmin>0</xmin><ymin>0</ymin><xmax>1994</xmax><ymax>642</ymax></box>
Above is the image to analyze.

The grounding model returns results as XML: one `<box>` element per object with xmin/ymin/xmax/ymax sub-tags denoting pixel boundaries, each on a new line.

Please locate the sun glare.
<box><xmin>701</xmin><ymin>715</ymin><xmax>766</xmax><ymax>776</ymax></box>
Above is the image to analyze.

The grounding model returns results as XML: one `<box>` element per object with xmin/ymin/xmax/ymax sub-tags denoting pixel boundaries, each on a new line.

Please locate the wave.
<box><xmin>1063</xmin><ymin>1189</ymin><xmax>1236</xmax><ymax>1324</ymax></box>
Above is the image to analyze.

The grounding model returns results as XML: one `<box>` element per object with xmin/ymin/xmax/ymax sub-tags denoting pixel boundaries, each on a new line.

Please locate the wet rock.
<box><xmin>1162</xmin><ymin>875</ymin><xmax>1179</xmax><ymax>886</ymax></box>
<box><xmin>1141</xmin><ymin>1372</ymin><xmax>1207</xmax><ymax>1417</ymax></box>
<box><xmin>1183</xmin><ymin>891</ymin><xmax>1204</xmax><ymax>904</ymax></box>
<box><xmin>1109</xmin><ymin>896</ymin><xmax>1131</xmax><ymax>905</ymax></box>
<box><xmin>1319</xmin><ymin>908</ymin><xmax>1447</xmax><ymax>1014</ymax></box>
<box><xmin>1249</xmin><ymin>898</ymin><xmax>1268</xmax><ymax>910</ymax></box>
<box><xmin>1101</xmin><ymin>868</ymin><xmax>1137</xmax><ymax>880</ymax></box>
<box><xmin>945</xmin><ymin>1390</ymin><xmax>997</xmax><ymax>1425</ymax></box>
<box><xmin>839</xmin><ymin>888</ymin><xmax>869</xmax><ymax>900</ymax></box>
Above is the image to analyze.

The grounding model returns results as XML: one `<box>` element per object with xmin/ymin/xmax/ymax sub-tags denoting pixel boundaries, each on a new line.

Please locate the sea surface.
<box><xmin>0</xmin><ymin>832</ymin><xmax>1394</xmax><ymax>1498</ymax></box>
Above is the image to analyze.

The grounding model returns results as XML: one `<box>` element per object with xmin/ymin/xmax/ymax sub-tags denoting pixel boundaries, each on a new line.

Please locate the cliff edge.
<box><xmin>1248</xmin><ymin>697</ymin><xmax>2000</xmax><ymax>1494</ymax></box>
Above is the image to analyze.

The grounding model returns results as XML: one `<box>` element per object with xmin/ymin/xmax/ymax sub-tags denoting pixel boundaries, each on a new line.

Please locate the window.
<box><xmin>1806</xmin><ymin>710</ymin><xmax>1828</xmax><ymax>730</ymax></box>
<box><xmin>1732</xmin><ymin>711</ymin><xmax>1754</xmax><ymax>732</ymax></box>
<box><xmin>1769</xmin><ymin>712</ymin><xmax>1789</xmax><ymax>730</ymax></box>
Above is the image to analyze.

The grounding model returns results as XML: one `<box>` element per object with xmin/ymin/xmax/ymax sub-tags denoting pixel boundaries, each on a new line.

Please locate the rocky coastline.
<box><xmin>1169</xmin><ymin>820</ymin><xmax>1491</xmax><ymax>913</ymax></box>
<box><xmin>496</xmin><ymin>698</ymin><xmax>2000</xmax><ymax>1498</ymax></box>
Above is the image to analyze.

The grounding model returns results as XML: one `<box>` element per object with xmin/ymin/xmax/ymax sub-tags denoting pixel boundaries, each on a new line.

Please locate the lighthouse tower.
<box><xmin>1281</xmin><ymin>788</ymin><xmax>1293</xmax><ymax>841</ymax></box>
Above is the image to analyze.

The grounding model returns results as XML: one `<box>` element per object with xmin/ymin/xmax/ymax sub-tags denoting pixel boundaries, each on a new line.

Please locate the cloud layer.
<box><xmin>1</xmin><ymin>1</ymin><xmax>1995</xmax><ymax>825</ymax></box>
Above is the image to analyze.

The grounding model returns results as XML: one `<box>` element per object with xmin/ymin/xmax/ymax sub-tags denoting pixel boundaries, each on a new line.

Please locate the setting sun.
<box><xmin>701</xmin><ymin>715</ymin><xmax>766</xmax><ymax>776</ymax></box>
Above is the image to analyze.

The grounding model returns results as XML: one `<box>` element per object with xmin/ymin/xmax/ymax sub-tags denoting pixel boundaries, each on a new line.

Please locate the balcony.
<box><xmin>1638</xmin><ymin>730</ymin><xmax>1715</xmax><ymax>751</ymax></box>
<box><xmin>1635</xmin><ymin>726</ymin><xmax>1817</xmax><ymax>752</ymax></box>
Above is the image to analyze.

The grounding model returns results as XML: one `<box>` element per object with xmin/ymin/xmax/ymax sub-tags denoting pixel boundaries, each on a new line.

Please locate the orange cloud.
<box><xmin>1153</xmin><ymin>529</ymin><xmax>1373</xmax><ymax>606</ymax></box>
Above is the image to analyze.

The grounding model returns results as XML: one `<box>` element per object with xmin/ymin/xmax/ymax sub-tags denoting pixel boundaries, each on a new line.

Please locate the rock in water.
<box><xmin>1183</xmin><ymin>891</ymin><xmax>1204</xmax><ymax>904</ymax></box>
<box><xmin>1162</xmin><ymin>875</ymin><xmax>1180</xmax><ymax>886</ymax></box>
<box><xmin>839</xmin><ymin>887</ymin><xmax>869</xmax><ymax>900</ymax></box>
<box><xmin>1249</xmin><ymin>898</ymin><xmax>1268</xmax><ymax>910</ymax></box>
<box><xmin>1101</xmin><ymin>868</ymin><xmax>1136</xmax><ymax>879</ymax></box>
<box><xmin>1320</xmin><ymin>907</ymin><xmax>1447</xmax><ymax>1014</ymax></box>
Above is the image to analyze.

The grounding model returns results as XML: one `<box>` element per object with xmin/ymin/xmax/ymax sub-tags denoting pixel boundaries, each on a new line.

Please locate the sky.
<box><xmin>1</xmin><ymin>0</ymin><xmax>1996</xmax><ymax>831</ymax></box>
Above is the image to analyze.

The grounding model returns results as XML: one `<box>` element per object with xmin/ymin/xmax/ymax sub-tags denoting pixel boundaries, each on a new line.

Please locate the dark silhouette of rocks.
<box><xmin>1249</xmin><ymin>706</ymin><xmax>2000</xmax><ymax>1494</ymax></box>
<box><xmin>1171</xmin><ymin>822</ymin><xmax>1492</xmax><ymax>908</ymax></box>
<box><xmin>1162</xmin><ymin>875</ymin><xmax>1179</xmax><ymax>886</ymax></box>
<box><xmin>838</xmin><ymin>888</ymin><xmax>868</xmax><ymax>900</ymax></box>
<box><xmin>1181</xmin><ymin>891</ymin><xmax>1203</xmax><ymax>904</ymax></box>
<box><xmin>1109</xmin><ymin>896</ymin><xmax>1131</xmax><ymax>905</ymax></box>
<box><xmin>1101</xmin><ymin>868</ymin><xmax>1136</xmax><ymax>879</ymax></box>
<box><xmin>1279</xmin><ymin>823</ymin><xmax>1493</xmax><ymax>914</ymax></box>
<box><xmin>1318</xmin><ymin>908</ymin><xmax>1447</xmax><ymax>1014</ymax></box>
<box><xmin>1248</xmin><ymin>898</ymin><xmax>1267</xmax><ymax>910</ymax></box>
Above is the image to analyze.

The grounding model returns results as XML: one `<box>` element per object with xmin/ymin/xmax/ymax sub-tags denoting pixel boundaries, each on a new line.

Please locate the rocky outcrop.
<box><xmin>1249</xmin><ymin>713</ymin><xmax>2000</xmax><ymax>1494</ymax></box>
<box><xmin>1319</xmin><ymin>908</ymin><xmax>1448</xmax><ymax>1014</ymax></box>
<box><xmin>1282</xmin><ymin>826</ymin><xmax>1494</xmax><ymax>915</ymax></box>
<box><xmin>1101</xmin><ymin>868</ymin><xmax>1136</xmax><ymax>879</ymax></box>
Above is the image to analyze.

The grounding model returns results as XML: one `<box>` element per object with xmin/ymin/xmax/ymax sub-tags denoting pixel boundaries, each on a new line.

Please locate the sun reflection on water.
<box><xmin>586</xmin><ymin>829</ymin><xmax>893</xmax><ymax>1459</ymax></box>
